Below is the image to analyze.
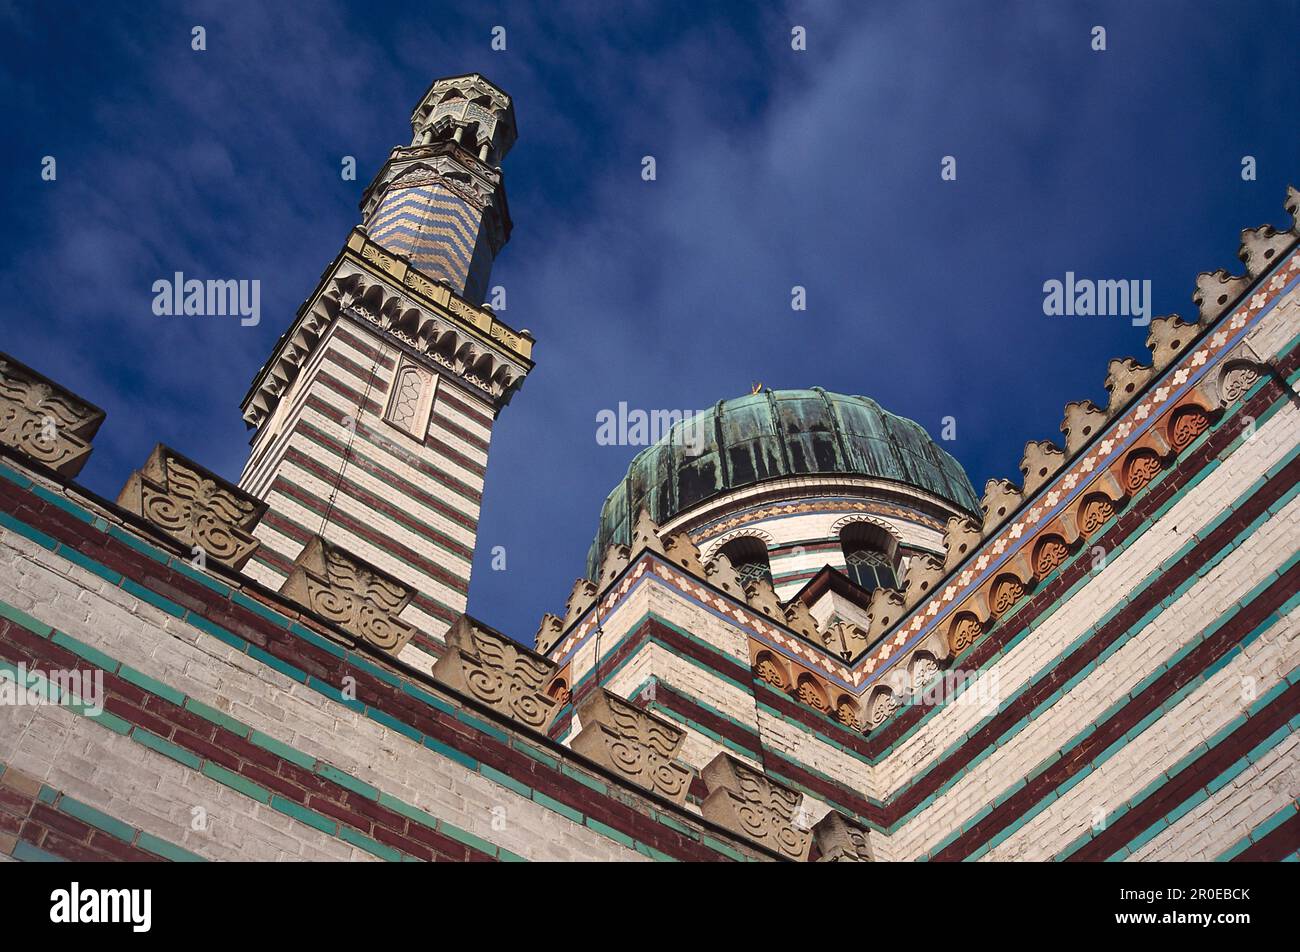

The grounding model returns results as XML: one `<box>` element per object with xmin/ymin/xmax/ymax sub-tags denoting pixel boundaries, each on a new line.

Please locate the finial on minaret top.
<box><xmin>410</xmin><ymin>73</ymin><xmax>517</xmax><ymax>166</ymax></box>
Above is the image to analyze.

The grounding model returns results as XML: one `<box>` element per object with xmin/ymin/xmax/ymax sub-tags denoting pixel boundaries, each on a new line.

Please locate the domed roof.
<box><xmin>586</xmin><ymin>388</ymin><xmax>980</xmax><ymax>578</ymax></box>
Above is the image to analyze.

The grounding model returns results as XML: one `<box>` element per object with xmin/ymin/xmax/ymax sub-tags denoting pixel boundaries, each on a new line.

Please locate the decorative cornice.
<box><xmin>240</xmin><ymin>229</ymin><xmax>534</xmax><ymax>429</ymax></box>
<box><xmin>117</xmin><ymin>444</ymin><xmax>266</xmax><ymax>570</ymax></box>
<box><xmin>681</xmin><ymin>486</ymin><xmax>950</xmax><ymax>546</ymax></box>
<box><xmin>279</xmin><ymin>536</ymin><xmax>417</xmax><ymax>653</ymax></box>
<box><xmin>0</xmin><ymin>353</ymin><xmax>105</xmax><ymax>477</ymax></box>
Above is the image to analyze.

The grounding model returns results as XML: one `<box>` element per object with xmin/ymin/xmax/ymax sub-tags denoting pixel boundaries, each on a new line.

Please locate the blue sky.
<box><xmin>2</xmin><ymin>0</ymin><xmax>1297</xmax><ymax>643</ymax></box>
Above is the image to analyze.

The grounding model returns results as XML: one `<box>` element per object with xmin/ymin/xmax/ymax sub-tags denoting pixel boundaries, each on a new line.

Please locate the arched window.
<box><xmin>840</xmin><ymin>523</ymin><xmax>898</xmax><ymax>593</ymax></box>
<box><xmin>717</xmin><ymin>537</ymin><xmax>772</xmax><ymax>587</ymax></box>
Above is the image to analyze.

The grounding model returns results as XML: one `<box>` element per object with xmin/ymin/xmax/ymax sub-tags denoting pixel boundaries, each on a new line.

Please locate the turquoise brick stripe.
<box><xmin>893</xmin><ymin>450</ymin><xmax>1300</xmax><ymax>840</ymax></box>
<box><xmin>184</xmin><ymin>697</ymin><xmax>251</xmax><ymax>738</ymax></box>
<box><xmin>1056</xmin><ymin>671</ymin><xmax>1300</xmax><ymax>861</ymax></box>
<box><xmin>877</xmin><ymin>394</ymin><xmax>1300</xmax><ymax>771</ymax></box>
<box><xmin>0</xmin><ymin>759</ymin><xmax>205</xmax><ymax>863</ymax></box>
<box><xmin>0</xmin><ymin>588</ymin><xmax>705</xmax><ymax>862</ymax></box>
<box><xmin>1214</xmin><ymin>800</ymin><xmax>1300</xmax><ymax>861</ymax></box>
<box><xmin>0</xmin><ymin>600</ymin><xmax>53</xmax><ymax>637</ymax></box>
<box><xmin>948</xmin><ymin>604</ymin><xmax>1297</xmax><ymax>861</ymax></box>
<box><xmin>59</xmin><ymin>796</ymin><xmax>137</xmax><ymax>843</ymax></box>
<box><xmin>338</xmin><ymin>826</ymin><xmax>401</xmax><ymax>862</ymax></box>
<box><xmin>137</xmin><ymin>832</ymin><xmax>205</xmax><ymax>863</ymax></box>
<box><xmin>202</xmin><ymin>762</ymin><xmax>270</xmax><ymax>804</ymax></box>
<box><xmin>0</xmin><ymin>472</ymin><xmax>748</xmax><ymax>862</ymax></box>
<box><xmin>12</xmin><ymin>841</ymin><xmax>65</xmax><ymax>862</ymax></box>
<box><xmin>270</xmin><ymin>795</ymin><xmax>338</xmax><ymax>835</ymax></box>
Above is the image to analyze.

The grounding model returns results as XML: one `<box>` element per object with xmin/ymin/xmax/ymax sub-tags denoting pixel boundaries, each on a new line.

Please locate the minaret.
<box><xmin>362</xmin><ymin>74</ymin><xmax>517</xmax><ymax>305</ymax></box>
<box><xmin>237</xmin><ymin>74</ymin><xmax>534</xmax><ymax>672</ymax></box>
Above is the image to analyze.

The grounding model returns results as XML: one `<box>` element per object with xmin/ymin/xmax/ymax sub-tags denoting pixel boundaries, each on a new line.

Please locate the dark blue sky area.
<box><xmin>2</xmin><ymin>1</ymin><xmax>1297</xmax><ymax>642</ymax></box>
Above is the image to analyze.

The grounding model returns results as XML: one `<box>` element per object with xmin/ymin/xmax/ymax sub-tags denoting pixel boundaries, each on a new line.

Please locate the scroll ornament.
<box><xmin>118</xmin><ymin>444</ymin><xmax>266</xmax><ymax>570</ymax></box>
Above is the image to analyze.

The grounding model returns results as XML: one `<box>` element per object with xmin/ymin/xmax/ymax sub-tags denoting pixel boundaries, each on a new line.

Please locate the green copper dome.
<box><xmin>586</xmin><ymin>388</ymin><xmax>980</xmax><ymax>579</ymax></box>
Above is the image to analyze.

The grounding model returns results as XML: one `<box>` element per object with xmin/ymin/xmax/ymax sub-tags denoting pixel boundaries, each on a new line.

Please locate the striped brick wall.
<box><xmin>239</xmin><ymin>317</ymin><xmax>495</xmax><ymax>669</ymax></box>
<box><xmin>0</xmin><ymin>461</ymin><xmax>773</xmax><ymax>863</ymax></box>
<box><xmin>545</xmin><ymin>269</ymin><xmax>1300</xmax><ymax>861</ymax></box>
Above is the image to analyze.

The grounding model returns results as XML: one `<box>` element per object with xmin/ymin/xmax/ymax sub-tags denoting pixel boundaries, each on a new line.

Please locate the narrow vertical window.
<box><xmin>718</xmin><ymin>537</ymin><xmax>772</xmax><ymax>586</ymax></box>
<box><xmin>384</xmin><ymin>359</ymin><xmax>437</xmax><ymax>440</ymax></box>
<box><xmin>839</xmin><ymin>523</ymin><xmax>898</xmax><ymax>594</ymax></box>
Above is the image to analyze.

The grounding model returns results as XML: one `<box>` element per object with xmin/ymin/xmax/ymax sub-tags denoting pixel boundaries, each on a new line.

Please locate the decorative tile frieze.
<box><xmin>571</xmin><ymin>689</ymin><xmax>693</xmax><ymax>804</ymax></box>
<box><xmin>279</xmin><ymin>535</ymin><xmax>417</xmax><ymax>652</ymax></box>
<box><xmin>690</xmin><ymin>497</ymin><xmax>946</xmax><ymax>546</ymax></box>
<box><xmin>433</xmin><ymin>614</ymin><xmax>560</xmax><ymax>732</ymax></box>
<box><xmin>117</xmin><ymin>444</ymin><xmax>266</xmax><ymax>570</ymax></box>
<box><xmin>0</xmin><ymin>352</ymin><xmax>105</xmax><ymax>477</ymax></box>
<box><xmin>700</xmin><ymin>753</ymin><xmax>811</xmax><ymax>861</ymax></box>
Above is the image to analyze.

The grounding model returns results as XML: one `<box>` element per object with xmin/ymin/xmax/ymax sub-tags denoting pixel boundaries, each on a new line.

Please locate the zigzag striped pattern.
<box><xmin>367</xmin><ymin>183</ymin><xmax>491</xmax><ymax>299</ymax></box>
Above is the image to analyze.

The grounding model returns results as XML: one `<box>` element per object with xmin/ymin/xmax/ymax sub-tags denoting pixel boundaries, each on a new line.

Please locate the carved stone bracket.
<box><xmin>700</xmin><ymin>753</ymin><xmax>812</xmax><ymax>860</ymax></box>
<box><xmin>0</xmin><ymin>353</ymin><xmax>105</xmax><ymax>477</ymax></box>
<box><xmin>117</xmin><ymin>444</ymin><xmax>266</xmax><ymax>570</ymax></box>
<box><xmin>813</xmin><ymin>811</ymin><xmax>874</xmax><ymax>862</ymax></box>
<box><xmin>432</xmin><ymin>614</ymin><xmax>560</xmax><ymax>733</ymax></box>
<box><xmin>571</xmin><ymin>689</ymin><xmax>693</xmax><ymax>804</ymax></box>
<box><xmin>279</xmin><ymin>536</ymin><xmax>416</xmax><ymax>652</ymax></box>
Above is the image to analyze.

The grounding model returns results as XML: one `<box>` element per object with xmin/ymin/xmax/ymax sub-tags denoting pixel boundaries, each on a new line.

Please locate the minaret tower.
<box><xmin>237</xmin><ymin>74</ymin><xmax>534</xmax><ymax>672</ymax></box>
